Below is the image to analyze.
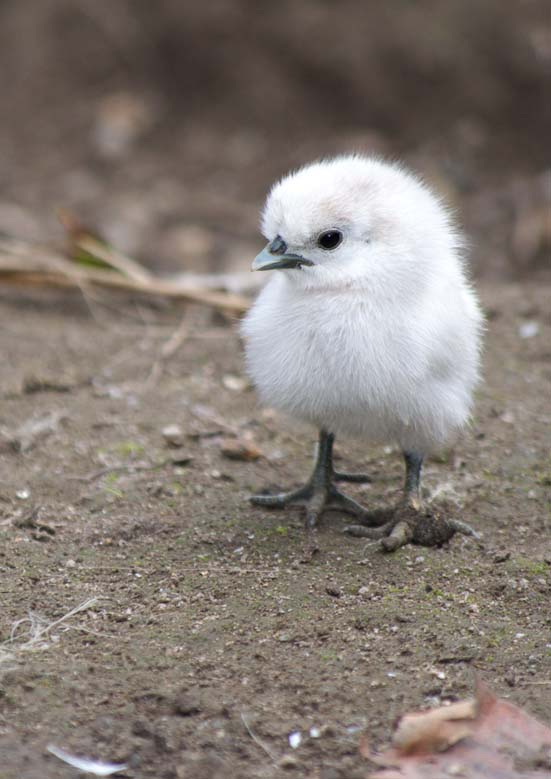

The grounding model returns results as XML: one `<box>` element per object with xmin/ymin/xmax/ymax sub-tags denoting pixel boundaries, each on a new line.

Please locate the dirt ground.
<box><xmin>0</xmin><ymin>3</ymin><xmax>549</xmax><ymax>776</ymax></box>
<box><xmin>0</xmin><ymin>277</ymin><xmax>550</xmax><ymax>778</ymax></box>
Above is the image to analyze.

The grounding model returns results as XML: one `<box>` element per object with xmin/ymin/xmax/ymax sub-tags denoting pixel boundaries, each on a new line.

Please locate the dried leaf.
<box><xmin>392</xmin><ymin>698</ymin><xmax>477</xmax><ymax>755</ymax></box>
<box><xmin>365</xmin><ymin>679</ymin><xmax>551</xmax><ymax>779</ymax></box>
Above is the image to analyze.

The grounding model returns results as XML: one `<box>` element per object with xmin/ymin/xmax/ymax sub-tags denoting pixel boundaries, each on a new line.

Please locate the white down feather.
<box><xmin>241</xmin><ymin>155</ymin><xmax>483</xmax><ymax>454</ymax></box>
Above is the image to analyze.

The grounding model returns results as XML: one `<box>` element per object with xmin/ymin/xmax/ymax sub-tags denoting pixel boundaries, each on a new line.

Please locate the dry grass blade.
<box><xmin>0</xmin><ymin>236</ymin><xmax>250</xmax><ymax>314</ymax></box>
<box><xmin>143</xmin><ymin>312</ymin><xmax>191</xmax><ymax>390</ymax></box>
<box><xmin>241</xmin><ymin>713</ymin><xmax>279</xmax><ymax>764</ymax></box>
<box><xmin>58</xmin><ymin>207</ymin><xmax>153</xmax><ymax>282</ymax></box>
<box><xmin>0</xmin><ymin>597</ymin><xmax>101</xmax><ymax>671</ymax></box>
<box><xmin>77</xmin><ymin>234</ymin><xmax>154</xmax><ymax>283</ymax></box>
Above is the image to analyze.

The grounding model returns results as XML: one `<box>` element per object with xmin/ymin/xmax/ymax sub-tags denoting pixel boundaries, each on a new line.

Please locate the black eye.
<box><xmin>317</xmin><ymin>230</ymin><xmax>343</xmax><ymax>250</ymax></box>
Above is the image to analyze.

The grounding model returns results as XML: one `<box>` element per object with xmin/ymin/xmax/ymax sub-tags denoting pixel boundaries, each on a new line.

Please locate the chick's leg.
<box><xmin>345</xmin><ymin>450</ymin><xmax>480</xmax><ymax>551</ymax></box>
<box><xmin>250</xmin><ymin>429</ymin><xmax>371</xmax><ymax>528</ymax></box>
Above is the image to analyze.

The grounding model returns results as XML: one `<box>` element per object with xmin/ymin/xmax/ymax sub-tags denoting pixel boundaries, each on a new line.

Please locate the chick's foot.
<box><xmin>344</xmin><ymin>502</ymin><xmax>480</xmax><ymax>552</ymax></box>
<box><xmin>250</xmin><ymin>481</ymin><xmax>371</xmax><ymax>529</ymax></box>
<box><xmin>250</xmin><ymin>429</ymin><xmax>375</xmax><ymax>529</ymax></box>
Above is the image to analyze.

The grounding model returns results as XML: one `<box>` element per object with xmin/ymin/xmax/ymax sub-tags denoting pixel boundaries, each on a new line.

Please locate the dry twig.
<box><xmin>0</xmin><ymin>236</ymin><xmax>249</xmax><ymax>315</ymax></box>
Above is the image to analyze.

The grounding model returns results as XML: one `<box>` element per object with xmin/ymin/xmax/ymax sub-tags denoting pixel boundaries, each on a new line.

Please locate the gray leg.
<box><xmin>343</xmin><ymin>450</ymin><xmax>424</xmax><ymax>538</ymax></box>
<box><xmin>403</xmin><ymin>450</ymin><xmax>423</xmax><ymax>508</ymax></box>
<box><xmin>250</xmin><ymin>429</ymin><xmax>371</xmax><ymax>528</ymax></box>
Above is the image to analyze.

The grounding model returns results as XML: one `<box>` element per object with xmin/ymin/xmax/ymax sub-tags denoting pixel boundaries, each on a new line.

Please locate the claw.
<box><xmin>380</xmin><ymin>520</ymin><xmax>413</xmax><ymax>552</ymax></box>
<box><xmin>447</xmin><ymin>518</ymin><xmax>481</xmax><ymax>540</ymax></box>
<box><xmin>305</xmin><ymin>508</ymin><xmax>321</xmax><ymax>529</ymax></box>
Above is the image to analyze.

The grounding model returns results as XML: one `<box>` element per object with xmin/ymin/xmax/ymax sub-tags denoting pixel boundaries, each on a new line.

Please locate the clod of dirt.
<box><xmin>168</xmin><ymin>450</ymin><xmax>194</xmax><ymax>466</ymax></box>
<box><xmin>345</xmin><ymin>502</ymin><xmax>480</xmax><ymax>552</ymax></box>
<box><xmin>493</xmin><ymin>550</ymin><xmax>512</xmax><ymax>563</ymax></box>
<box><xmin>172</xmin><ymin>687</ymin><xmax>224</xmax><ymax>718</ymax></box>
<box><xmin>172</xmin><ymin>691</ymin><xmax>202</xmax><ymax>717</ymax></box>
<box><xmin>22</xmin><ymin>375</ymin><xmax>78</xmax><ymax>394</ymax></box>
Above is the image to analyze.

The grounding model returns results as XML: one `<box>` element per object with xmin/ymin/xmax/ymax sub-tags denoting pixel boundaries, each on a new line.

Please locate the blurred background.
<box><xmin>1</xmin><ymin>0</ymin><xmax>549</xmax><ymax>281</ymax></box>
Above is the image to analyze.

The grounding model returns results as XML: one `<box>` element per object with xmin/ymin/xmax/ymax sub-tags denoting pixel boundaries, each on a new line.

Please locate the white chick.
<box><xmin>241</xmin><ymin>155</ymin><xmax>483</xmax><ymax>551</ymax></box>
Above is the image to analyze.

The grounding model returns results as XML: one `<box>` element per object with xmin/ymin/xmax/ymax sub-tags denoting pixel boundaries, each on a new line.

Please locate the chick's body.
<box><xmin>242</xmin><ymin>156</ymin><xmax>482</xmax><ymax>455</ymax></box>
<box><xmin>241</xmin><ymin>155</ymin><xmax>482</xmax><ymax>549</ymax></box>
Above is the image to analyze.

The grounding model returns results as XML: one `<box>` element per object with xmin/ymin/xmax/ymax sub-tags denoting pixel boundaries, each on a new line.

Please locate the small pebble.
<box><xmin>279</xmin><ymin>754</ymin><xmax>299</xmax><ymax>769</ymax></box>
<box><xmin>222</xmin><ymin>374</ymin><xmax>249</xmax><ymax>392</ymax></box>
<box><xmin>518</xmin><ymin>321</ymin><xmax>540</xmax><ymax>339</ymax></box>
<box><xmin>493</xmin><ymin>551</ymin><xmax>511</xmax><ymax>563</ymax></box>
<box><xmin>220</xmin><ymin>439</ymin><xmax>261</xmax><ymax>461</ymax></box>
<box><xmin>288</xmin><ymin>731</ymin><xmax>302</xmax><ymax>749</ymax></box>
<box><xmin>447</xmin><ymin>763</ymin><xmax>467</xmax><ymax>776</ymax></box>
<box><xmin>162</xmin><ymin>424</ymin><xmax>185</xmax><ymax>447</ymax></box>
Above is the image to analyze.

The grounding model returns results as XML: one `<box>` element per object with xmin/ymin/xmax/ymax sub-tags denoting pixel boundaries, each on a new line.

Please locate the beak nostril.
<box><xmin>269</xmin><ymin>235</ymin><xmax>287</xmax><ymax>255</ymax></box>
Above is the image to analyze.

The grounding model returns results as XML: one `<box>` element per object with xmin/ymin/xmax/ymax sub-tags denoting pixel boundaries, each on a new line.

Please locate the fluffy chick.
<box><xmin>241</xmin><ymin>155</ymin><xmax>483</xmax><ymax>551</ymax></box>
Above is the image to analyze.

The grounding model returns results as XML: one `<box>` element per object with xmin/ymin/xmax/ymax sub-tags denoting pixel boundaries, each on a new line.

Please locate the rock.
<box><xmin>279</xmin><ymin>754</ymin><xmax>300</xmax><ymax>769</ymax></box>
<box><xmin>220</xmin><ymin>439</ymin><xmax>261</xmax><ymax>461</ymax></box>
<box><xmin>162</xmin><ymin>424</ymin><xmax>185</xmax><ymax>447</ymax></box>
<box><xmin>222</xmin><ymin>374</ymin><xmax>249</xmax><ymax>392</ymax></box>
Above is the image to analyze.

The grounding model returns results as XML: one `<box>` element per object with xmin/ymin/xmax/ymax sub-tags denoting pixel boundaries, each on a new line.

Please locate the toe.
<box><xmin>249</xmin><ymin>493</ymin><xmax>288</xmax><ymax>507</ymax></box>
<box><xmin>305</xmin><ymin>508</ymin><xmax>320</xmax><ymax>529</ymax></box>
<box><xmin>380</xmin><ymin>520</ymin><xmax>413</xmax><ymax>552</ymax></box>
<box><xmin>249</xmin><ymin>484</ymin><xmax>311</xmax><ymax>507</ymax></box>
<box><xmin>333</xmin><ymin>471</ymin><xmax>372</xmax><ymax>484</ymax></box>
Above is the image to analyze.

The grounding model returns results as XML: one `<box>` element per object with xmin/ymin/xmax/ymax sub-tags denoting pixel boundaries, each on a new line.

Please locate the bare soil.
<box><xmin>0</xmin><ymin>280</ymin><xmax>550</xmax><ymax>779</ymax></box>
<box><xmin>0</xmin><ymin>2</ymin><xmax>549</xmax><ymax>775</ymax></box>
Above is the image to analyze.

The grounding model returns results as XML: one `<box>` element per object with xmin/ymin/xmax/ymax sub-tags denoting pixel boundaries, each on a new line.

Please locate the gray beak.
<box><xmin>252</xmin><ymin>236</ymin><xmax>313</xmax><ymax>272</ymax></box>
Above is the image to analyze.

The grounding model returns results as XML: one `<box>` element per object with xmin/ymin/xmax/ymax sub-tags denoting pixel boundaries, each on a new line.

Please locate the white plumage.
<box><xmin>241</xmin><ymin>155</ymin><xmax>483</xmax><ymax>549</ymax></box>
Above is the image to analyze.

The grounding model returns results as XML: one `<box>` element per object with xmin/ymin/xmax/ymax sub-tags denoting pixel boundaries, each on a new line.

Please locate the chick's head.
<box><xmin>256</xmin><ymin>155</ymin><xmax>461</xmax><ymax>292</ymax></box>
